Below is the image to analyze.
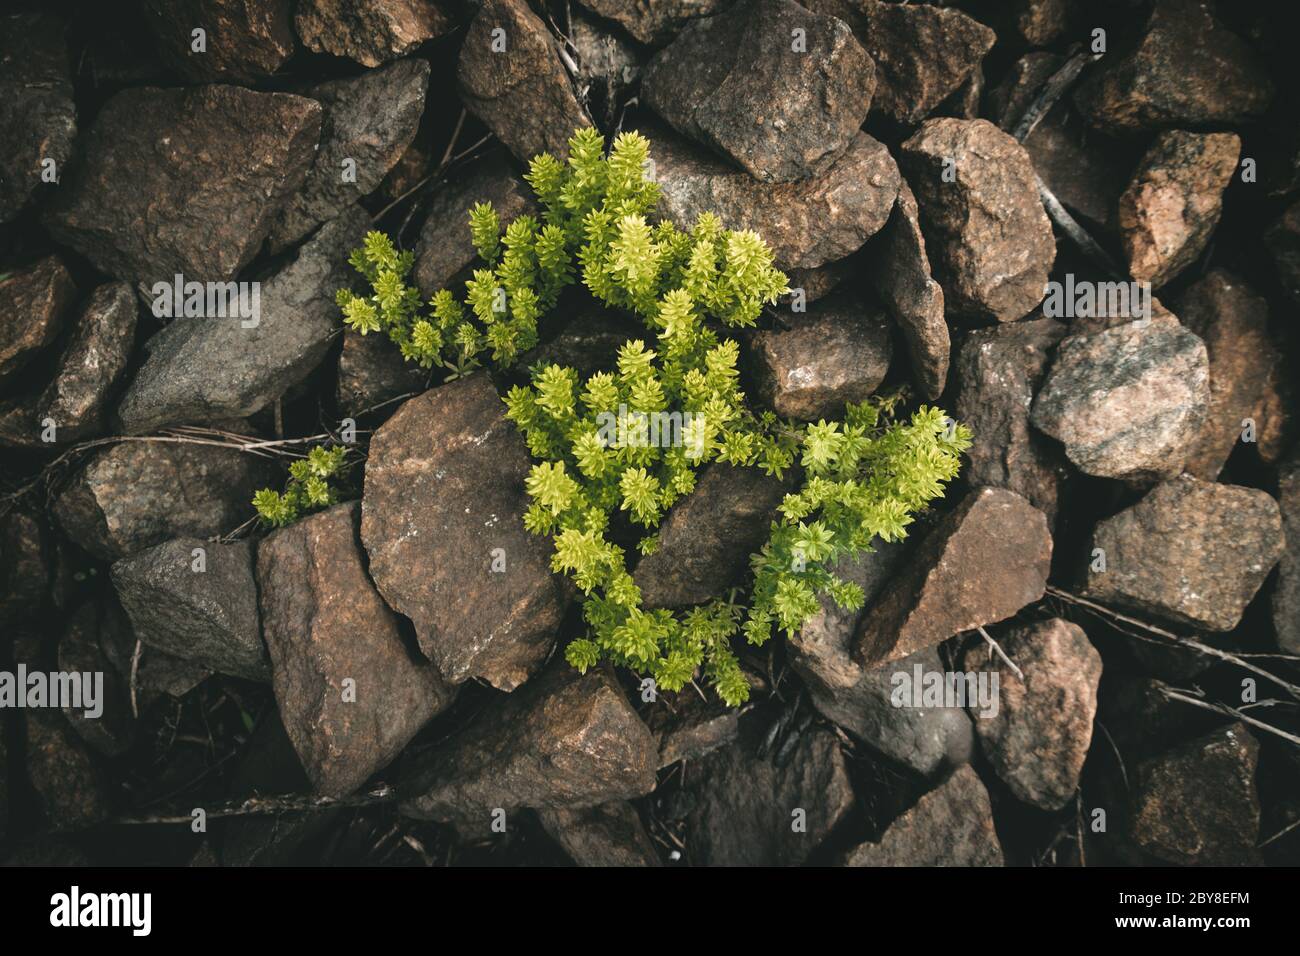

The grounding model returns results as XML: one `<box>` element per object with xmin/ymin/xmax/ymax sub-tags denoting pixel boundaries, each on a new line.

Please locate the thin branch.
<box><xmin>1011</xmin><ymin>47</ymin><xmax>1094</xmax><ymax>142</ymax></box>
<box><xmin>106</xmin><ymin>785</ymin><xmax>400</xmax><ymax>826</ymax></box>
<box><xmin>977</xmin><ymin>625</ymin><xmax>1023</xmax><ymax>680</ymax></box>
<box><xmin>1157</xmin><ymin>686</ymin><xmax>1300</xmax><ymax>748</ymax></box>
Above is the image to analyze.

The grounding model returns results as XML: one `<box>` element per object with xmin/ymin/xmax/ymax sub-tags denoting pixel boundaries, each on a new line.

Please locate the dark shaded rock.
<box><xmin>0</xmin><ymin>394</ymin><xmax>42</xmax><ymax>449</ymax></box>
<box><xmin>44</xmin><ymin>85</ymin><xmax>321</xmax><ymax>285</ymax></box>
<box><xmin>1253</xmin><ymin>352</ymin><xmax>1294</xmax><ymax>466</ymax></box>
<box><xmin>648</xmin><ymin>691</ymin><xmax>742</xmax><ymax>769</ymax></box>
<box><xmin>1098</xmin><ymin>674</ymin><xmax>1221</xmax><ymax>764</ymax></box>
<box><xmin>0</xmin><ymin>507</ymin><xmax>50</xmax><ymax>623</ymax></box>
<box><xmin>537</xmin><ymin>802</ymin><xmax>661</xmax><ymax>867</ymax></box>
<box><xmin>1009</xmin><ymin>0</ymin><xmax>1068</xmax><ymax>46</ymax></box>
<box><xmin>899</xmin><ymin>118</ymin><xmax>1055</xmax><ymax>322</ymax></box>
<box><xmin>295</xmin><ymin>0</ymin><xmax>453</xmax><ymax>67</ymax></box>
<box><xmin>25</xmin><ymin>713</ymin><xmax>111</xmax><ymax>831</ymax></box>
<box><xmin>570</xmin><ymin>9</ymin><xmax>644</xmax><ymax>127</ymax></box>
<box><xmin>362</xmin><ymin>375</ymin><xmax>568</xmax><ymax>690</ymax></box>
<box><xmin>1275</xmin><ymin>448</ymin><xmax>1300</xmax><ymax>655</ymax></box>
<box><xmin>841</xmin><ymin>765</ymin><xmax>1003</xmax><ymax>866</ymax></box>
<box><xmin>336</xmin><ymin>328</ymin><xmax>428</xmax><ymax>416</ymax></box>
<box><xmin>785</xmin><ymin>256</ymin><xmax>856</xmax><ymax>305</ymax></box>
<box><xmin>576</xmin><ymin>0</ymin><xmax>730</xmax><ymax>46</ymax></box>
<box><xmin>0</xmin><ymin>255</ymin><xmax>76</xmax><ymax>385</ymax></box>
<box><xmin>95</xmin><ymin>592</ymin><xmax>212</xmax><ymax>709</ymax></box>
<box><xmin>1265</xmin><ymin>200</ymin><xmax>1300</xmax><ymax>304</ymax></box>
<box><xmin>520</xmin><ymin>301</ymin><xmax>644</xmax><ymax>381</ymax></box>
<box><xmin>0</xmin><ymin>732</ymin><xmax>6</xmax><ymax>841</ymax></box>
<box><xmin>1083</xmin><ymin>475</ymin><xmax>1283</xmax><ymax>633</ymax></box>
<box><xmin>855</xmin><ymin>487</ymin><xmax>1052</xmax><ymax>667</ymax></box>
<box><xmin>58</xmin><ymin>602</ymin><xmax>135</xmax><ymax>758</ymax></box>
<box><xmin>1</xmin><ymin>838</ymin><xmax>92</xmax><ymax>867</ymax></box>
<box><xmin>140</xmin><ymin>0</ymin><xmax>296</xmax><ymax>83</ymax></box>
<box><xmin>112</xmin><ymin>537</ymin><xmax>268</xmax><ymax>681</ymax></box>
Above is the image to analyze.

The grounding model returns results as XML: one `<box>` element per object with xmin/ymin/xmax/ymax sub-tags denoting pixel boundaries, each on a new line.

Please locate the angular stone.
<box><xmin>295</xmin><ymin>0</ymin><xmax>453</xmax><ymax>67</ymax></box>
<box><xmin>44</xmin><ymin>85</ymin><xmax>321</xmax><ymax>285</ymax></box>
<box><xmin>116</xmin><ymin>207</ymin><xmax>371</xmax><ymax>434</ymax></box>
<box><xmin>112</xmin><ymin>537</ymin><xmax>269</xmax><ymax>681</ymax></box>
<box><xmin>537</xmin><ymin>802</ymin><xmax>661</xmax><ymax>867</ymax></box>
<box><xmin>58</xmin><ymin>602</ymin><xmax>135</xmax><ymax>758</ymax></box>
<box><xmin>785</xmin><ymin>256</ymin><xmax>857</xmax><ymax>305</ymax></box>
<box><xmin>1030</xmin><ymin>315</ymin><xmax>1210</xmax><ymax>483</ymax></box>
<box><xmin>899</xmin><ymin>118</ymin><xmax>1055</xmax><ymax>322</ymax></box>
<box><xmin>25</xmin><ymin>713</ymin><xmax>112</xmax><ymax>831</ymax></box>
<box><xmin>575</xmin><ymin>0</ymin><xmax>729</xmax><ymax>46</ymax></box>
<box><xmin>0</xmin><ymin>255</ymin><xmax>76</xmax><ymax>385</ymax></box>
<box><xmin>0</xmin><ymin>394</ymin><xmax>41</xmax><ymax>449</ymax></box>
<box><xmin>1083</xmin><ymin>475</ymin><xmax>1283</xmax><ymax>633</ymax></box>
<box><xmin>335</xmin><ymin>328</ymin><xmax>428</xmax><ymax>417</ymax></box>
<box><xmin>1275</xmin><ymin>448</ymin><xmax>1300</xmax><ymax>656</ymax></box>
<box><xmin>362</xmin><ymin>375</ymin><xmax>567</xmax><ymax>690</ymax></box>
<box><xmin>1118</xmin><ymin>130</ymin><xmax>1239</xmax><ymax>289</ymax></box>
<box><xmin>648</xmin><ymin>691</ymin><xmax>742</xmax><ymax>769</ymax></box>
<box><xmin>1009</xmin><ymin>0</ymin><xmax>1069</xmax><ymax>46</ymax></box>
<box><xmin>140</xmin><ymin>0</ymin><xmax>296</xmax><ymax>83</ymax></box>
<box><xmin>643</xmin><ymin>0</ymin><xmax>875</xmax><ymax>184</ymax></box>
<box><xmin>854</xmin><ymin>487</ymin><xmax>1052</xmax><ymax>667</ymax></box>
<box><xmin>1265</xmin><ymin>200</ymin><xmax>1300</xmax><ymax>304</ymax></box>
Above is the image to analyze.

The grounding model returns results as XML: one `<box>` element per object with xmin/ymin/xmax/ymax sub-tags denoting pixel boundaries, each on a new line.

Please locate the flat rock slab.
<box><xmin>0</xmin><ymin>255</ymin><xmax>76</xmax><ymax>386</ymax></box>
<box><xmin>537</xmin><ymin>802</ymin><xmax>662</xmax><ymax>867</ymax></box>
<box><xmin>140</xmin><ymin>0</ymin><xmax>296</xmax><ymax>83</ymax></box>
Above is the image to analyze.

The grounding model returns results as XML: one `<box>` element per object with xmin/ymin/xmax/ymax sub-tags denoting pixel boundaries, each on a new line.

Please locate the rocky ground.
<box><xmin>1</xmin><ymin>0</ymin><xmax>1298</xmax><ymax>867</ymax></box>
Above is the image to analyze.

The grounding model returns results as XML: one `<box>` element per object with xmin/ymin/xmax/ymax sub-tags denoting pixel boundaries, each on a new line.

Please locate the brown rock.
<box><xmin>1265</xmin><ymin>200</ymin><xmax>1300</xmax><ymax>304</ymax></box>
<box><xmin>537</xmin><ymin>802</ymin><xmax>662</xmax><ymax>867</ymax></box>
<box><xmin>1275</xmin><ymin>448</ymin><xmax>1300</xmax><ymax>655</ymax></box>
<box><xmin>1252</xmin><ymin>352</ymin><xmax>1294</xmax><ymax>465</ymax></box>
<box><xmin>1009</xmin><ymin>0</ymin><xmax>1069</xmax><ymax>47</ymax></box>
<box><xmin>25</xmin><ymin>713</ymin><xmax>112</xmax><ymax>831</ymax></box>
<box><xmin>0</xmin><ymin>507</ymin><xmax>50</xmax><ymax>622</ymax></box>
<box><xmin>0</xmin><ymin>255</ymin><xmax>76</xmax><ymax>385</ymax></box>
<box><xmin>140</xmin><ymin>0</ymin><xmax>295</xmax><ymax>83</ymax></box>
<box><xmin>335</xmin><ymin>328</ymin><xmax>428</xmax><ymax>417</ymax></box>
<box><xmin>575</xmin><ymin>0</ymin><xmax>729</xmax><ymax>46</ymax></box>
<box><xmin>57</xmin><ymin>602</ymin><xmax>136</xmax><ymax>758</ymax></box>
<box><xmin>295</xmin><ymin>0</ymin><xmax>453</xmax><ymax>67</ymax></box>
<box><xmin>648</xmin><ymin>691</ymin><xmax>742</xmax><ymax>769</ymax></box>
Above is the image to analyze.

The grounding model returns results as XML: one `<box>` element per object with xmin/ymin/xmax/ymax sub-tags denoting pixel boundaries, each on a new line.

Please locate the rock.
<box><xmin>575</xmin><ymin>0</ymin><xmax>729</xmax><ymax>46</ymax></box>
<box><xmin>962</xmin><ymin>618</ymin><xmax>1101</xmax><ymax>811</ymax></box>
<box><xmin>116</xmin><ymin>207</ymin><xmax>371</xmax><ymax>433</ymax></box>
<box><xmin>335</xmin><ymin>329</ymin><xmax>428</xmax><ymax>416</ymax></box>
<box><xmin>111</xmin><ymin>537</ymin><xmax>269</xmax><ymax>681</ymax></box>
<box><xmin>0</xmin><ymin>255</ymin><xmax>76</xmax><ymax>385</ymax></box>
<box><xmin>646</xmin><ymin>119</ymin><xmax>899</xmax><ymax>271</ymax></box>
<box><xmin>569</xmin><ymin>10</ymin><xmax>644</xmax><ymax>127</ymax></box>
<box><xmin>399</xmin><ymin>665</ymin><xmax>658</xmax><ymax>829</ymax></box>
<box><xmin>1074</xmin><ymin>0</ymin><xmax>1272</xmax><ymax>133</ymax></box>
<box><xmin>1098</xmin><ymin>674</ymin><xmax>1221</xmax><ymax>764</ymax></box>
<box><xmin>746</xmin><ymin>289</ymin><xmax>890</xmax><ymax>421</ymax></box>
<box><xmin>258</xmin><ymin>502</ymin><xmax>455</xmax><ymax>796</ymax></box>
<box><xmin>1129</xmin><ymin>723</ymin><xmax>1261</xmax><ymax>865</ymax></box>
<box><xmin>1265</xmin><ymin>200</ymin><xmax>1300</xmax><ymax>304</ymax></box>
<box><xmin>58</xmin><ymin>602</ymin><xmax>135</xmax><ymax>758</ymax></box>
<box><xmin>0</xmin><ymin>13</ymin><xmax>77</xmax><ymax>223</ymax></box>
<box><xmin>648</xmin><ymin>692</ymin><xmax>742</xmax><ymax>769</ymax></box>
<box><xmin>1253</xmin><ymin>353</ymin><xmax>1294</xmax><ymax>466</ymax></box>
<box><xmin>1009</xmin><ymin>0</ymin><xmax>1069</xmax><ymax>47</ymax></box>
<box><xmin>44</xmin><ymin>85</ymin><xmax>321</xmax><ymax>286</ymax></box>
<box><xmin>784</xmin><ymin>256</ymin><xmax>857</xmax><ymax>305</ymax></box>
<box><xmin>1083</xmin><ymin>475</ymin><xmax>1283</xmax><ymax>633</ymax></box>
<box><xmin>1118</xmin><ymin>131</ymin><xmax>1239</xmax><ymax>289</ymax></box>
<box><xmin>25</xmin><ymin>713</ymin><xmax>112</xmax><ymax>831</ymax></box>
<box><xmin>956</xmin><ymin>317</ymin><xmax>1069</xmax><ymax>525</ymax></box>
<box><xmin>295</xmin><ymin>0</ymin><xmax>453</xmax><ymax>67</ymax></box>
<box><xmin>362</xmin><ymin>375</ymin><xmax>568</xmax><ymax>689</ymax></box>
<box><xmin>537</xmin><ymin>802</ymin><xmax>661</xmax><ymax>867</ymax></box>
<box><xmin>139</xmin><ymin>0</ymin><xmax>296</xmax><ymax>83</ymax></box>
<box><xmin>0</xmin><ymin>394</ymin><xmax>41</xmax><ymax>449</ymax></box>
<box><xmin>520</xmin><ymin>301</ymin><xmax>644</xmax><ymax>382</ymax></box>
<box><xmin>456</xmin><ymin>0</ymin><xmax>591</xmax><ymax>164</ymax></box>
<box><xmin>95</xmin><ymin>593</ymin><xmax>213</xmax><ymax>709</ymax></box>
<box><xmin>643</xmin><ymin>0</ymin><xmax>875</xmax><ymax>184</ymax></box>
<box><xmin>268</xmin><ymin>59</ymin><xmax>429</xmax><ymax>252</ymax></box>
<box><xmin>841</xmin><ymin>765</ymin><xmax>1003</xmax><ymax>866</ymax></box>
<box><xmin>899</xmin><ymin>118</ymin><xmax>1055</xmax><ymax>322</ymax></box>
<box><xmin>1275</xmin><ymin>448</ymin><xmax>1300</xmax><ymax>655</ymax></box>
<box><xmin>1175</xmin><ymin>270</ymin><xmax>1272</xmax><ymax>480</ymax></box>
<box><xmin>1030</xmin><ymin>314</ymin><xmax>1210</xmax><ymax>483</ymax></box>
<box><xmin>805</xmin><ymin>0</ymin><xmax>995</xmax><ymax>126</ymax></box>
<box><xmin>867</xmin><ymin>179</ymin><xmax>947</xmax><ymax>400</ymax></box>
<box><xmin>0</xmin><ymin>507</ymin><xmax>50</xmax><ymax>622</ymax></box>
<box><xmin>634</xmin><ymin>463</ymin><xmax>787</xmax><ymax>608</ymax></box>
<box><xmin>36</xmin><ymin>282</ymin><xmax>137</xmax><ymax>442</ymax></box>
<box><xmin>854</xmin><ymin>488</ymin><xmax>1052</xmax><ymax>667</ymax></box>
<box><xmin>53</xmin><ymin>439</ymin><xmax>274</xmax><ymax>561</ymax></box>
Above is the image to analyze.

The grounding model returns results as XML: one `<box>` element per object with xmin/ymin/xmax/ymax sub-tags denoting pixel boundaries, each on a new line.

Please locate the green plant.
<box><xmin>252</xmin><ymin>444</ymin><xmax>351</xmax><ymax>528</ymax></box>
<box><xmin>338</xmin><ymin>128</ymin><xmax>971</xmax><ymax>706</ymax></box>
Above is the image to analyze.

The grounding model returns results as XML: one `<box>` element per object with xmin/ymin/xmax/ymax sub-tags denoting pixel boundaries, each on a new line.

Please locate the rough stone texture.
<box><xmin>295</xmin><ymin>0</ymin><xmax>453</xmax><ymax>67</ymax></box>
<box><xmin>570</xmin><ymin>10</ymin><xmax>644</xmax><ymax>127</ymax></box>
<box><xmin>648</xmin><ymin>691</ymin><xmax>742</xmax><ymax>769</ymax></box>
<box><xmin>1010</xmin><ymin>0</ymin><xmax>1068</xmax><ymax>46</ymax></box>
<box><xmin>899</xmin><ymin>118</ymin><xmax>1055</xmax><ymax>322</ymax></box>
<box><xmin>53</xmin><ymin>440</ymin><xmax>274</xmax><ymax>562</ymax></box>
<box><xmin>37</xmin><ymin>282</ymin><xmax>137</xmax><ymax>442</ymax></box>
<box><xmin>520</xmin><ymin>302</ymin><xmax>643</xmax><ymax>381</ymax></box>
<box><xmin>785</xmin><ymin>256</ymin><xmax>856</xmax><ymax>305</ymax></box>
<box><xmin>44</xmin><ymin>85</ymin><xmax>321</xmax><ymax>286</ymax></box>
<box><xmin>101</xmin><ymin>599</ymin><xmax>213</xmax><ymax>708</ymax></box>
<box><xmin>1253</xmin><ymin>352</ymin><xmax>1294</xmax><ymax>466</ymax></box>
<box><xmin>269</xmin><ymin>59</ymin><xmax>429</xmax><ymax>251</ymax></box>
<box><xmin>362</xmin><ymin>375</ymin><xmax>568</xmax><ymax>690</ymax></box>
<box><xmin>25</xmin><ymin>714</ymin><xmax>112</xmax><ymax>831</ymax></box>
<box><xmin>576</xmin><ymin>0</ymin><xmax>730</xmax><ymax>46</ymax></box>
<box><xmin>0</xmin><ymin>394</ymin><xmax>42</xmax><ymax>449</ymax></box>
<box><xmin>854</xmin><ymin>487</ymin><xmax>1052</xmax><ymax>667</ymax></box>
<box><xmin>58</xmin><ymin>602</ymin><xmax>136</xmax><ymax>758</ymax></box>
<box><xmin>1083</xmin><ymin>475</ymin><xmax>1284</xmax><ymax>633</ymax></box>
<box><xmin>805</xmin><ymin>0</ymin><xmax>995</xmax><ymax>125</ymax></box>
<box><xmin>1265</xmin><ymin>200</ymin><xmax>1300</xmax><ymax>304</ymax></box>
<box><xmin>1074</xmin><ymin>0</ymin><xmax>1273</xmax><ymax>133</ymax></box>
<box><xmin>1129</xmin><ymin>723</ymin><xmax>1261</xmax><ymax>865</ymax></box>
<box><xmin>258</xmin><ymin>502</ymin><xmax>455</xmax><ymax>796</ymax></box>
<box><xmin>841</xmin><ymin>765</ymin><xmax>1004</xmax><ymax>866</ymax></box>
<box><xmin>1030</xmin><ymin>315</ymin><xmax>1210</xmax><ymax>484</ymax></box>
<box><xmin>399</xmin><ymin>665</ymin><xmax>658</xmax><ymax>828</ymax></box>
<box><xmin>867</xmin><ymin>179</ymin><xmax>947</xmax><ymax>400</ymax></box>
<box><xmin>1098</xmin><ymin>674</ymin><xmax>1221</xmax><ymax>764</ymax></box>
<box><xmin>646</xmin><ymin>119</ymin><xmax>899</xmax><ymax>271</ymax></box>
<box><xmin>1118</xmin><ymin>131</ymin><xmax>1239</xmax><ymax>290</ymax></box>
<box><xmin>537</xmin><ymin>802</ymin><xmax>662</xmax><ymax>867</ymax></box>
<box><xmin>634</xmin><ymin>463</ymin><xmax>787</xmax><ymax>608</ymax></box>
<box><xmin>116</xmin><ymin>207</ymin><xmax>371</xmax><ymax>434</ymax></box>
<box><xmin>962</xmin><ymin>618</ymin><xmax>1101</xmax><ymax>811</ymax></box>
<box><xmin>956</xmin><ymin>317</ymin><xmax>1068</xmax><ymax>526</ymax></box>
<box><xmin>0</xmin><ymin>507</ymin><xmax>50</xmax><ymax>623</ymax></box>
<box><xmin>643</xmin><ymin>0</ymin><xmax>875</xmax><ymax>184</ymax></box>
<box><xmin>112</xmin><ymin>537</ymin><xmax>269</xmax><ymax>681</ymax></box>
<box><xmin>335</xmin><ymin>328</ymin><xmax>428</xmax><ymax>416</ymax></box>
<box><xmin>0</xmin><ymin>255</ymin><xmax>76</xmax><ymax>386</ymax></box>
<box><xmin>746</xmin><ymin>290</ymin><xmax>890</xmax><ymax>421</ymax></box>
<box><xmin>140</xmin><ymin>0</ymin><xmax>296</xmax><ymax>83</ymax></box>
<box><xmin>1275</xmin><ymin>448</ymin><xmax>1300</xmax><ymax>656</ymax></box>
<box><xmin>0</xmin><ymin>13</ymin><xmax>77</xmax><ymax>223</ymax></box>
<box><xmin>457</xmin><ymin>0</ymin><xmax>591</xmax><ymax>164</ymax></box>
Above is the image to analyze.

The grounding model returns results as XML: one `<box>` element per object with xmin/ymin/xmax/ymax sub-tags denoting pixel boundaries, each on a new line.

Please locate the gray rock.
<box><xmin>1275</xmin><ymin>448</ymin><xmax>1300</xmax><ymax>655</ymax></box>
<box><xmin>295</xmin><ymin>0</ymin><xmax>453</xmax><ymax>67</ymax></box>
<box><xmin>0</xmin><ymin>255</ymin><xmax>76</xmax><ymax>386</ymax></box>
<box><xmin>537</xmin><ymin>802</ymin><xmax>662</xmax><ymax>867</ymax></box>
<box><xmin>575</xmin><ymin>0</ymin><xmax>730</xmax><ymax>46</ymax></box>
<box><xmin>335</xmin><ymin>328</ymin><xmax>428</xmax><ymax>417</ymax></box>
<box><xmin>139</xmin><ymin>0</ymin><xmax>296</xmax><ymax>83</ymax></box>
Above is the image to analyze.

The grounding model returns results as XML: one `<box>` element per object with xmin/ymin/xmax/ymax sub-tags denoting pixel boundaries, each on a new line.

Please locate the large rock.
<box><xmin>295</xmin><ymin>0</ymin><xmax>453</xmax><ymax>67</ymax></box>
<box><xmin>537</xmin><ymin>802</ymin><xmax>661</xmax><ymax>867</ymax></box>
<box><xmin>899</xmin><ymin>118</ymin><xmax>1055</xmax><ymax>322</ymax></box>
<box><xmin>258</xmin><ymin>502</ymin><xmax>455</xmax><ymax>796</ymax></box>
<box><xmin>1030</xmin><ymin>315</ymin><xmax>1210</xmax><ymax>483</ymax></box>
<box><xmin>1275</xmin><ymin>448</ymin><xmax>1300</xmax><ymax>656</ymax></box>
<box><xmin>575</xmin><ymin>0</ymin><xmax>729</xmax><ymax>46</ymax></box>
<box><xmin>362</xmin><ymin>375</ymin><xmax>568</xmax><ymax>690</ymax></box>
<box><xmin>44</xmin><ymin>85</ymin><xmax>321</xmax><ymax>285</ymax></box>
<box><xmin>1083</xmin><ymin>475</ymin><xmax>1284</xmax><ymax>633</ymax></box>
<box><xmin>0</xmin><ymin>255</ymin><xmax>76</xmax><ymax>386</ymax></box>
<box><xmin>335</xmin><ymin>328</ymin><xmax>428</xmax><ymax>417</ymax></box>
<box><xmin>854</xmin><ymin>488</ymin><xmax>1052</xmax><ymax>667</ymax></box>
<box><xmin>116</xmin><ymin>207</ymin><xmax>371</xmax><ymax>433</ymax></box>
<box><xmin>139</xmin><ymin>0</ymin><xmax>296</xmax><ymax>83</ymax></box>
<box><xmin>111</xmin><ymin>537</ymin><xmax>269</xmax><ymax>681</ymax></box>
<box><xmin>643</xmin><ymin>0</ymin><xmax>875</xmax><ymax>184</ymax></box>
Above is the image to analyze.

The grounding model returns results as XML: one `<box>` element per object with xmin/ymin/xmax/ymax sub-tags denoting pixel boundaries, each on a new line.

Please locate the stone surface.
<box><xmin>112</xmin><ymin>537</ymin><xmax>269</xmax><ymax>681</ymax></box>
<box><xmin>1030</xmin><ymin>315</ymin><xmax>1210</xmax><ymax>484</ymax></box>
<box><xmin>899</xmin><ymin>118</ymin><xmax>1055</xmax><ymax>322</ymax></box>
<box><xmin>335</xmin><ymin>328</ymin><xmax>428</xmax><ymax>416</ymax></box>
<box><xmin>1118</xmin><ymin>131</ymin><xmax>1239</xmax><ymax>289</ymax></box>
<box><xmin>570</xmin><ymin>10</ymin><xmax>644</xmax><ymax>127</ymax></box>
<box><xmin>537</xmin><ymin>802</ymin><xmax>662</xmax><ymax>867</ymax></box>
<box><xmin>854</xmin><ymin>487</ymin><xmax>1052</xmax><ymax>667</ymax></box>
<box><xmin>362</xmin><ymin>375</ymin><xmax>568</xmax><ymax>690</ymax></box>
<box><xmin>0</xmin><ymin>255</ymin><xmax>76</xmax><ymax>386</ymax></box>
<box><xmin>0</xmin><ymin>507</ymin><xmax>50</xmax><ymax>622</ymax></box>
<box><xmin>295</xmin><ymin>0</ymin><xmax>453</xmax><ymax>67</ymax></box>
<box><xmin>1083</xmin><ymin>475</ymin><xmax>1284</xmax><ymax>633</ymax></box>
<box><xmin>258</xmin><ymin>502</ymin><xmax>455</xmax><ymax>796</ymax></box>
<box><xmin>1265</xmin><ymin>200</ymin><xmax>1300</xmax><ymax>304</ymax></box>
<box><xmin>57</xmin><ymin>602</ymin><xmax>136</xmax><ymax>758</ymax></box>
<box><xmin>44</xmin><ymin>85</ymin><xmax>321</xmax><ymax>286</ymax></box>
<box><xmin>1275</xmin><ymin>448</ymin><xmax>1300</xmax><ymax>656</ymax></box>
<box><xmin>1010</xmin><ymin>0</ymin><xmax>1068</xmax><ymax>46</ymax></box>
<box><xmin>25</xmin><ymin>713</ymin><xmax>112</xmax><ymax>831</ymax></box>
<box><xmin>140</xmin><ymin>0</ymin><xmax>296</xmax><ymax>83</ymax></box>
<box><xmin>648</xmin><ymin>691</ymin><xmax>742</xmax><ymax>769</ymax></box>
<box><xmin>576</xmin><ymin>0</ymin><xmax>730</xmax><ymax>46</ymax></box>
